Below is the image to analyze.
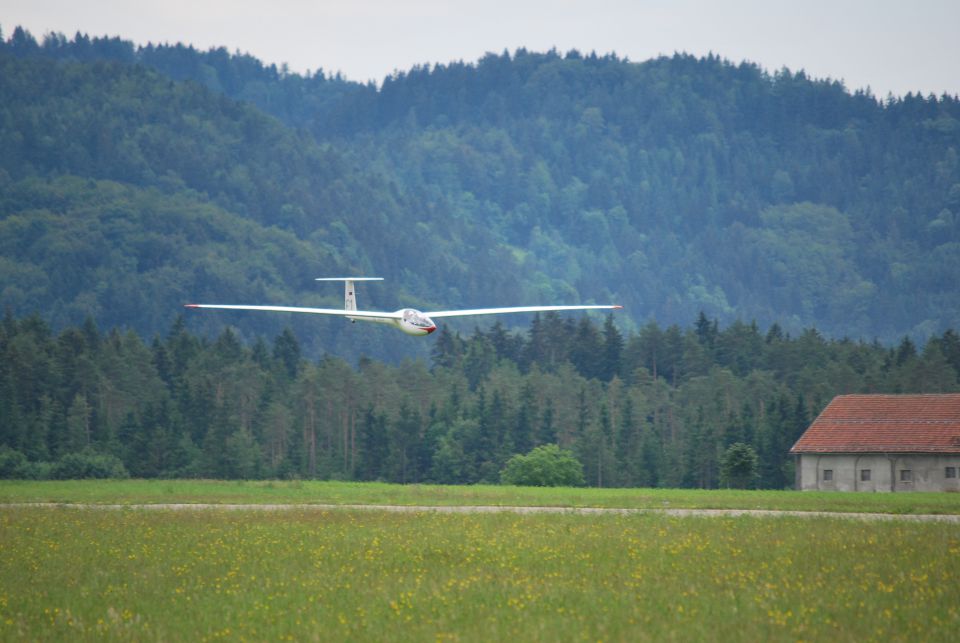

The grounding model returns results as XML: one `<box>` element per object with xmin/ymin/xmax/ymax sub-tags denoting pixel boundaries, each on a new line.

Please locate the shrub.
<box><xmin>0</xmin><ymin>447</ymin><xmax>29</xmax><ymax>479</ymax></box>
<box><xmin>50</xmin><ymin>450</ymin><xmax>129</xmax><ymax>479</ymax></box>
<box><xmin>19</xmin><ymin>460</ymin><xmax>53</xmax><ymax>480</ymax></box>
<box><xmin>500</xmin><ymin>444</ymin><xmax>585</xmax><ymax>487</ymax></box>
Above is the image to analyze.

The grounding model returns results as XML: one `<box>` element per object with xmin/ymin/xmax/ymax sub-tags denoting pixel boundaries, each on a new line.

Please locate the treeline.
<box><xmin>0</xmin><ymin>24</ymin><xmax>366</xmax><ymax>129</ymax></box>
<box><xmin>2</xmin><ymin>312</ymin><xmax>958</xmax><ymax>486</ymax></box>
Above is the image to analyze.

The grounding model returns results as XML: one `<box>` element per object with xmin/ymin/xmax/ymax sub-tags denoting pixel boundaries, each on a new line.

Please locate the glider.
<box><xmin>185</xmin><ymin>278</ymin><xmax>623</xmax><ymax>336</ymax></box>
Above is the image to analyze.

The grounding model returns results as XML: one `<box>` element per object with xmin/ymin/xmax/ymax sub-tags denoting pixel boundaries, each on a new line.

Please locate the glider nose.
<box><xmin>425</xmin><ymin>325</ymin><xmax>437</xmax><ymax>334</ymax></box>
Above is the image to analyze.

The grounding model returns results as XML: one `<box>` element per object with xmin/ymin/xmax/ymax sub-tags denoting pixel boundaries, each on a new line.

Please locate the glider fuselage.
<box><xmin>354</xmin><ymin>308</ymin><xmax>437</xmax><ymax>335</ymax></box>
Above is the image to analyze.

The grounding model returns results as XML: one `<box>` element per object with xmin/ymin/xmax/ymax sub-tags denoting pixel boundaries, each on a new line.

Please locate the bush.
<box><xmin>50</xmin><ymin>450</ymin><xmax>129</xmax><ymax>479</ymax></box>
<box><xmin>0</xmin><ymin>447</ymin><xmax>55</xmax><ymax>479</ymax></box>
<box><xmin>19</xmin><ymin>460</ymin><xmax>53</xmax><ymax>480</ymax></box>
<box><xmin>500</xmin><ymin>444</ymin><xmax>585</xmax><ymax>487</ymax></box>
<box><xmin>0</xmin><ymin>447</ymin><xmax>29</xmax><ymax>479</ymax></box>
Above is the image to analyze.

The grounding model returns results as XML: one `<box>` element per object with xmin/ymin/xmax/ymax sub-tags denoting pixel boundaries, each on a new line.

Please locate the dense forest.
<box><xmin>2</xmin><ymin>27</ymin><xmax>959</xmax><ymax>485</ymax></box>
<box><xmin>1</xmin><ymin>27</ymin><xmax>959</xmax><ymax>367</ymax></box>
<box><xmin>2</xmin><ymin>312</ymin><xmax>958</xmax><ymax>485</ymax></box>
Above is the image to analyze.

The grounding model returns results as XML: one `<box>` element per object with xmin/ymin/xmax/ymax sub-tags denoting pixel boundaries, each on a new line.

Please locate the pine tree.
<box><xmin>273</xmin><ymin>328</ymin><xmax>302</xmax><ymax>378</ymax></box>
<box><xmin>538</xmin><ymin>398</ymin><xmax>557</xmax><ymax>445</ymax></box>
<box><xmin>601</xmin><ymin>314</ymin><xmax>623</xmax><ymax>382</ymax></box>
<box><xmin>570</xmin><ymin>317</ymin><xmax>603</xmax><ymax>380</ymax></box>
<box><xmin>387</xmin><ymin>401</ymin><xmax>421</xmax><ymax>483</ymax></box>
<box><xmin>615</xmin><ymin>395</ymin><xmax>640</xmax><ymax>486</ymax></box>
<box><xmin>695</xmin><ymin>312</ymin><xmax>718</xmax><ymax>348</ymax></box>
<box><xmin>511</xmin><ymin>381</ymin><xmax>537</xmax><ymax>455</ymax></box>
<box><xmin>431</xmin><ymin>328</ymin><xmax>463</xmax><ymax>370</ymax></box>
<box><xmin>65</xmin><ymin>393</ymin><xmax>92</xmax><ymax>453</ymax></box>
<box><xmin>223</xmin><ymin>426</ymin><xmax>261</xmax><ymax>478</ymax></box>
<box><xmin>720</xmin><ymin>442</ymin><xmax>760</xmax><ymax>489</ymax></box>
<box><xmin>357</xmin><ymin>406</ymin><xmax>388</xmax><ymax>481</ymax></box>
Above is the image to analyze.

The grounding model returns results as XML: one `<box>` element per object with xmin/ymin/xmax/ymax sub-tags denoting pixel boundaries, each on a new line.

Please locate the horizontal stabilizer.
<box><xmin>315</xmin><ymin>277</ymin><xmax>383</xmax><ymax>281</ymax></box>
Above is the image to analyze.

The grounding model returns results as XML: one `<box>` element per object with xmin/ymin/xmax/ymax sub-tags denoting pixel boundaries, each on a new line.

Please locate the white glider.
<box><xmin>185</xmin><ymin>278</ymin><xmax>623</xmax><ymax>336</ymax></box>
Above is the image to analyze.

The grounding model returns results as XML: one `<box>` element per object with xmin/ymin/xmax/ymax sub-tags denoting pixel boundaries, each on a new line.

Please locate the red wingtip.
<box><xmin>614</xmin><ymin>305</ymin><xmax>624</xmax><ymax>309</ymax></box>
<box><xmin>184</xmin><ymin>304</ymin><xmax>199</xmax><ymax>309</ymax></box>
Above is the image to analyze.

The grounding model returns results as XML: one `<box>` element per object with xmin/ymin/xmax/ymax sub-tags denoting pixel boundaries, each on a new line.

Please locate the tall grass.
<box><xmin>1</xmin><ymin>507</ymin><xmax>957</xmax><ymax>640</ymax></box>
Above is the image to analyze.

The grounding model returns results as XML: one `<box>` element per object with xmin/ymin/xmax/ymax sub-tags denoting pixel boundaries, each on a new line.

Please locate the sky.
<box><xmin>2</xmin><ymin>0</ymin><xmax>958</xmax><ymax>97</ymax></box>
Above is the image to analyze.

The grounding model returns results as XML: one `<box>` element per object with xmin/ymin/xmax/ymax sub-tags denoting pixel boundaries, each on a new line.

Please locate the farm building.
<box><xmin>790</xmin><ymin>394</ymin><xmax>960</xmax><ymax>491</ymax></box>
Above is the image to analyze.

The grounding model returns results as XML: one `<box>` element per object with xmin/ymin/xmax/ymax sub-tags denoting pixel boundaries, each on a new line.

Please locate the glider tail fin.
<box><xmin>315</xmin><ymin>277</ymin><xmax>384</xmax><ymax>311</ymax></box>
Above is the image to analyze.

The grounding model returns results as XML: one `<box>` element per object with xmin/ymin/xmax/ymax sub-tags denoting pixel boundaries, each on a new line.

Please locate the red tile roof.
<box><xmin>790</xmin><ymin>394</ymin><xmax>960</xmax><ymax>454</ymax></box>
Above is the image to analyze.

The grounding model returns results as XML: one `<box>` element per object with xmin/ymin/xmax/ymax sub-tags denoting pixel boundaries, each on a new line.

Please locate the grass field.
<box><xmin>2</xmin><ymin>479</ymin><xmax>960</xmax><ymax>514</ymax></box>
<box><xmin>1</xmin><ymin>505</ymin><xmax>958</xmax><ymax>641</ymax></box>
<box><xmin>3</xmin><ymin>482</ymin><xmax>958</xmax><ymax>640</ymax></box>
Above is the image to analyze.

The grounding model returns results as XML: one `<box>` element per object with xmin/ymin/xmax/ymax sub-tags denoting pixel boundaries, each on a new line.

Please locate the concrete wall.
<box><xmin>797</xmin><ymin>453</ymin><xmax>960</xmax><ymax>491</ymax></box>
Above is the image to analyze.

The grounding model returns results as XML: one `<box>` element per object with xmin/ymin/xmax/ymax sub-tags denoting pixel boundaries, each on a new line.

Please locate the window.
<box><xmin>946</xmin><ymin>467</ymin><xmax>957</xmax><ymax>479</ymax></box>
<box><xmin>900</xmin><ymin>469</ymin><xmax>913</xmax><ymax>482</ymax></box>
<box><xmin>860</xmin><ymin>469</ymin><xmax>871</xmax><ymax>482</ymax></box>
<box><xmin>402</xmin><ymin>309</ymin><xmax>434</xmax><ymax>328</ymax></box>
<box><xmin>823</xmin><ymin>469</ymin><xmax>833</xmax><ymax>481</ymax></box>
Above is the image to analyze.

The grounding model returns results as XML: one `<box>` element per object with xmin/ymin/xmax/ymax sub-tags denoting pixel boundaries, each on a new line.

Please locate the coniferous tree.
<box><xmin>64</xmin><ymin>393</ymin><xmax>92</xmax><ymax>453</ymax></box>
<box><xmin>273</xmin><ymin>328</ymin><xmax>302</xmax><ymax>379</ymax></box>
<box><xmin>511</xmin><ymin>381</ymin><xmax>537</xmax><ymax>456</ymax></box>
<box><xmin>695</xmin><ymin>313</ymin><xmax>718</xmax><ymax>350</ymax></box>
<box><xmin>431</xmin><ymin>328</ymin><xmax>463</xmax><ymax>370</ymax></box>
<box><xmin>356</xmin><ymin>406</ymin><xmax>388</xmax><ymax>481</ymax></box>
<box><xmin>601</xmin><ymin>315</ymin><xmax>623</xmax><ymax>382</ymax></box>
<box><xmin>223</xmin><ymin>425</ymin><xmax>261</xmax><ymax>478</ymax></box>
<box><xmin>720</xmin><ymin>442</ymin><xmax>760</xmax><ymax>489</ymax></box>
<box><xmin>538</xmin><ymin>398</ymin><xmax>557</xmax><ymax>446</ymax></box>
<box><xmin>570</xmin><ymin>317</ymin><xmax>603</xmax><ymax>380</ymax></box>
<box><xmin>387</xmin><ymin>401</ymin><xmax>421</xmax><ymax>483</ymax></box>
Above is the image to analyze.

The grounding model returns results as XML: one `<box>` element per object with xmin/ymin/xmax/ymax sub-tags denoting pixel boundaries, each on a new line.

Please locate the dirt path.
<box><xmin>4</xmin><ymin>503</ymin><xmax>960</xmax><ymax>522</ymax></box>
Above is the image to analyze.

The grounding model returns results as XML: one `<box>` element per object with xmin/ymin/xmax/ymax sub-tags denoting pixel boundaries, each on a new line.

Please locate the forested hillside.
<box><xmin>1</xmin><ymin>27</ymin><xmax>959</xmax><ymax>359</ymax></box>
<box><xmin>0</xmin><ymin>29</ymin><xmax>545</xmax><ymax>365</ymax></box>
<box><xmin>2</xmin><ymin>26</ymin><xmax>959</xmax><ymax>485</ymax></box>
<box><xmin>2</xmin><ymin>312</ymin><xmax>958</xmax><ymax>485</ymax></box>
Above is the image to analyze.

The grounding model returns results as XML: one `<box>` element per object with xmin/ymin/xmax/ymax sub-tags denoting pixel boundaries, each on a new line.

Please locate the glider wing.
<box><xmin>424</xmin><ymin>305</ymin><xmax>622</xmax><ymax>319</ymax></box>
<box><xmin>183</xmin><ymin>304</ymin><xmax>403</xmax><ymax>320</ymax></box>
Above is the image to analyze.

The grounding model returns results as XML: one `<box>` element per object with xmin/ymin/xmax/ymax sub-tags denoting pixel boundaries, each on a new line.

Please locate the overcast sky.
<box><xmin>3</xmin><ymin>0</ymin><xmax>958</xmax><ymax>97</ymax></box>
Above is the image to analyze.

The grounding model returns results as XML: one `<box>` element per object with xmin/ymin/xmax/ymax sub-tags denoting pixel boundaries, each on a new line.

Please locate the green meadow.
<box><xmin>3</xmin><ymin>482</ymin><xmax>958</xmax><ymax>640</ymax></box>
<box><xmin>2</xmin><ymin>479</ymin><xmax>960</xmax><ymax>514</ymax></box>
<box><xmin>1</xmin><ymin>506</ymin><xmax>958</xmax><ymax>641</ymax></box>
